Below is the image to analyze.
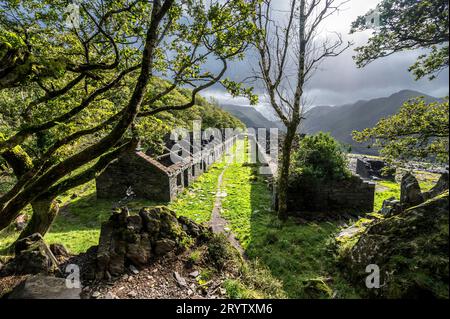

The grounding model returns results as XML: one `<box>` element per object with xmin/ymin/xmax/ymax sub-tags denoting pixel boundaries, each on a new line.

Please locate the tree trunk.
<box><xmin>277</xmin><ymin>124</ymin><xmax>297</xmax><ymax>220</ymax></box>
<box><xmin>18</xmin><ymin>196</ymin><xmax>59</xmax><ymax>240</ymax></box>
<box><xmin>2</xmin><ymin>148</ymin><xmax>59</xmax><ymax>240</ymax></box>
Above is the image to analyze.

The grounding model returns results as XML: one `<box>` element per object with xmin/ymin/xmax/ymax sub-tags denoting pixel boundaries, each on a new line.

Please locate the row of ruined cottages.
<box><xmin>96</xmin><ymin>130</ymin><xmax>239</xmax><ymax>202</ymax></box>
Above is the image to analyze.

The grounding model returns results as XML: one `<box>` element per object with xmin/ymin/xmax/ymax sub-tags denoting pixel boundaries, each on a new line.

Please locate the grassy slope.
<box><xmin>0</xmin><ymin>159</ymin><xmax>227</xmax><ymax>254</ymax></box>
<box><xmin>220</xmin><ymin>144</ymin><xmax>440</xmax><ymax>298</ymax></box>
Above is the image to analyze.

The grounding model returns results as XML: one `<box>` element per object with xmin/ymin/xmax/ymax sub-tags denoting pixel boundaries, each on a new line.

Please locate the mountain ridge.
<box><xmin>219</xmin><ymin>89</ymin><xmax>441</xmax><ymax>155</ymax></box>
<box><xmin>300</xmin><ymin>89</ymin><xmax>439</xmax><ymax>154</ymax></box>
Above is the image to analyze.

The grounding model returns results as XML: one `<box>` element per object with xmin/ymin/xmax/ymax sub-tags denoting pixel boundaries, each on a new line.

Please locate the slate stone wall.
<box><xmin>96</xmin><ymin>136</ymin><xmax>237</xmax><ymax>203</ymax></box>
<box><xmin>287</xmin><ymin>175</ymin><xmax>375</xmax><ymax>215</ymax></box>
<box><xmin>96</xmin><ymin>152</ymin><xmax>173</xmax><ymax>202</ymax></box>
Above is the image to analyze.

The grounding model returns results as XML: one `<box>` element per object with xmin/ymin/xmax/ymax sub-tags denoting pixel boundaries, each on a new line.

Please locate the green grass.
<box><xmin>221</xmin><ymin>163</ymin><xmax>270</xmax><ymax>249</ymax></box>
<box><xmin>0</xmin><ymin>150</ymin><xmax>229</xmax><ymax>254</ymax></box>
<box><xmin>375</xmin><ymin>180</ymin><xmax>401</xmax><ymax>211</ymax></box>
<box><xmin>219</xmin><ymin>144</ymin><xmax>359</xmax><ymax>298</ymax></box>
<box><xmin>169</xmin><ymin>160</ymin><xmax>226</xmax><ymax>224</ymax></box>
<box><xmin>0</xmin><ymin>141</ymin><xmax>444</xmax><ymax>298</ymax></box>
<box><xmin>374</xmin><ymin>173</ymin><xmax>440</xmax><ymax>212</ymax></box>
<box><xmin>0</xmin><ymin>204</ymin><xmax>33</xmax><ymax>253</ymax></box>
<box><xmin>414</xmin><ymin>170</ymin><xmax>440</xmax><ymax>191</ymax></box>
<box><xmin>0</xmin><ymin>179</ymin><xmax>164</xmax><ymax>254</ymax></box>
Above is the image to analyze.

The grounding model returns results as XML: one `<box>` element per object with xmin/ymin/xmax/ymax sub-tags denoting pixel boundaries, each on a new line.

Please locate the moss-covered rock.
<box><xmin>400</xmin><ymin>172</ymin><xmax>424</xmax><ymax>207</ymax></box>
<box><xmin>341</xmin><ymin>191</ymin><xmax>449</xmax><ymax>299</ymax></box>
<box><xmin>0</xmin><ymin>233</ymin><xmax>59</xmax><ymax>276</ymax></box>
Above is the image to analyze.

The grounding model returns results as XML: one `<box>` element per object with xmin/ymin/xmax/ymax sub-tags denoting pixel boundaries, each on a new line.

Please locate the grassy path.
<box><xmin>217</xmin><ymin>142</ymin><xmax>440</xmax><ymax>298</ymax></box>
<box><xmin>216</xmin><ymin>141</ymin><xmax>359</xmax><ymax>298</ymax></box>
<box><xmin>209</xmin><ymin>159</ymin><xmax>246</xmax><ymax>257</ymax></box>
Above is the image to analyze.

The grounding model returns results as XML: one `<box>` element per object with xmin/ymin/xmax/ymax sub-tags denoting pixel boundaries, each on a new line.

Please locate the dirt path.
<box><xmin>209</xmin><ymin>166</ymin><xmax>247</xmax><ymax>259</ymax></box>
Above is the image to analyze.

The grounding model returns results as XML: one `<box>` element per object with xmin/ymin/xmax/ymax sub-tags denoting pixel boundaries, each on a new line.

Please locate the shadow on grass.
<box><xmin>245</xmin><ymin>165</ymin><xmax>360</xmax><ymax>299</ymax></box>
<box><xmin>44</xmin><ymin>191</ymin><xmax>166</xmax><ymax>253</ymax></box>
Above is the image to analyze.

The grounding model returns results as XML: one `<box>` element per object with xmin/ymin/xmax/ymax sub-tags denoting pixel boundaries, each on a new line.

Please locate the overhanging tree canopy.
<box><xmin>351</xmin><ymin>0</ymin><xmax>449</xmax><ymax>80</ymax></box>
<box><xmin>0</xmin><ymin>0</ymin><xmax>258</xmax><ymax>238</ymax></box>
<box><xmin>353</xmin><ymin>97</ymin><xmax>449</xmax><ymax>165</ymax></box>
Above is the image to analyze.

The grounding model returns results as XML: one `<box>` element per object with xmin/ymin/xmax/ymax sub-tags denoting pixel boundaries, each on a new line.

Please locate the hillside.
<box><xmin>299</xmin><ymin>90</ymin><xmax>439</xmax><ymax>155</ymax></box>
<box><xmin>133</xmin><ymin>79</ymin><xmax>244</xmax><ymax>152</ymax></box>
<box><xmin>218</xmin><ymin>90</ymin><xmax>440</xmax><ymax>155</ymax></box>
<box><xmin>219</xmin><ymin>104</ymin><xmax>285</xmax><ymax>131</ymax></box>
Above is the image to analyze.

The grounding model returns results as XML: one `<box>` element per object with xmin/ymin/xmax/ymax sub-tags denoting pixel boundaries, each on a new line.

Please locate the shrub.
<box><xmin>291</xmin><ymin>132</ymin><xmax>351</xmax><ymax>182</ymax></box>
<box><xmin>188</xmin><ymin>249</ymin><xmax>203</xmax><ymax>265</ymax></box>
<box><xmin>207</xmin><ymin>234</ymin><xmax>231</xmax><ymax>270</ymax></box>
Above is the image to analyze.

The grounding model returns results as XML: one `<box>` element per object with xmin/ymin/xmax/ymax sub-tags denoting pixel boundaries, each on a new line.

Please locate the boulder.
<box><xmin>342</xmin><ymin>191</ymin><xmax>449</xmax><ymax>299</ymax></box>
<box><xmin>400</xmin><ymin>172</ymin><xmax>424</xmax><ymax>207</ymax></box>
<box><xmin>154</xmin><ymin>239</ymin><xmax>176</xmax><ymax>256</ymax></box>
<box><xmin>1</xmin><ymin>234</ymin><xmax>59</xmax><ymax>276</ymax></box>
<box><xmin>8</xmin><ymin>275</ymin><xmax>81</xmax><ymax>299</ymax></box>
<box><xmin>178</xmin><ymin>216</ymin><xmax>209</xmax><ymax>239</ymax></box>
<box><xmin>380</xmin><ymin>197</ymin><xmax>403</xmax><ymax>217</ymax></box>
<box><xmin>110</xmin><ymin>207</ymin><xmax>130</xmax><ymax>226</ymax></box>
<box><xmin>139</xmin><ymin>206</ymin><xmax>180</xmax><ymax>239</ymax></box>
<box><xmin>127</xmin><ymin>215</ymin><xmax>143</xmax><ymax>232</ymax></box>
<box><xmin>96</xmin><ymin>220</ymin><xmax>125</xmax><ymax>278</ymax></box>
<box><xmin>423</xmin><ymin>172</ymin><xmax>449</xmax><ymax>201</ymax></box>
<box><xmin>126</xmin><ymin>233</ymin><xmax>151</xmax><ymax>265</ymax></box>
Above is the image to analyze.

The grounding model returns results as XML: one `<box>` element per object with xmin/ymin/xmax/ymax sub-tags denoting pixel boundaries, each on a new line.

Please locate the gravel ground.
<box><xmin>0</xmin><ymin>275</ymin><xmax>29</xmax><ymax>298</ymax></box>
<box><xmin>79</xmin><ymin>248</ymin><xmax>228</xmax><ymax>299</ymax></box>
<box><xmin>1</xmin><ymin>245</ymin><xmax>230</xmax><ymax>299</ymax></box>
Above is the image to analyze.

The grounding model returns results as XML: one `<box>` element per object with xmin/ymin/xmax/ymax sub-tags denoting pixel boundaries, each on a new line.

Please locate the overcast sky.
<box><xmin>202</xmin><ymin>0</ymin><xmax>449</xmax><ymax>119</ymax></box>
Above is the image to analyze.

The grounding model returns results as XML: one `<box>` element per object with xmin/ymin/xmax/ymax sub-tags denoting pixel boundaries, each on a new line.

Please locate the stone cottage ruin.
<box><xmin>96</xmin><ymin>130</ymin><xmax>239</xmax><ymax>202</ymax></box>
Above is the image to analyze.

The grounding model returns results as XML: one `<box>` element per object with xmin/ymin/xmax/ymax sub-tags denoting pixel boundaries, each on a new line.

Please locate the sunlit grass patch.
<box><xmin>219</xmin><ymin>143</ymin><xmax>359</xmax><ymax>298</ymax></box>
<box><xmin>374</xmin><ymin>172</ymin><xmax>440</xmax><ymax>212</ymax></box>
<box><xmin>169</xmin><ymin>160</ymin><xmax>226</xmax><ymax>224</ymax></box>
<box><xmin>374</xmin><ymin>180</ymin><xmax>400</xmax><ymax>211</ymax></box>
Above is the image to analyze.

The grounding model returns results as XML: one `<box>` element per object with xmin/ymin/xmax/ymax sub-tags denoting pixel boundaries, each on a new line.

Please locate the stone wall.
<box><xmin>354</xmin><ymin>158</ymin><xmax>395</xmax><ymax>180</ymax></box>
<box><xmin>95</xmin><ymin>206</ymin><xmax>209</xmax><ymax>280</ymax></box>
<box><xmin>287</xmin><ymin>175</ymin><xmax>375</xmax><ymax>215</ymax></box>
<box><xmin>96</xmin><ymin>152</ymin><xmax>176</xmax><ymax>202</ymax></box>
<box><xmin>96</xmin><ymin>135</ymin><xmax>238</xmax><ymax>203</ymax></box>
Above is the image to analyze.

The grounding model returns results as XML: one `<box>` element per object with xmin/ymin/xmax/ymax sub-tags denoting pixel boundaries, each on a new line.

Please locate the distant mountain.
<box><xmin>219</xmin><ymin>104</ymin><xmax>285</xmax><ymax>131</ymax></box>
<box><xmin>300</xmin><ymin>90</ymin><xmax>439</xmax><ymax>155</ymax></box>
<box><xmin>219</xmin><ymin>90</ymin><xmax>440</xmax><ymax>155</ymax></box>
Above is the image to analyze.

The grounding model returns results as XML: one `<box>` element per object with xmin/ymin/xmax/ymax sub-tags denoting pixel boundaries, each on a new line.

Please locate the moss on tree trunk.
<box><xmin>277</xmin><ymin>125</ymin><xmax>297</xmax><ymax>220</ymax></box>
<box><xmin>19</xmin><ymin>197</ymin><xmax>59</xmax><ymax>240</ymax></box>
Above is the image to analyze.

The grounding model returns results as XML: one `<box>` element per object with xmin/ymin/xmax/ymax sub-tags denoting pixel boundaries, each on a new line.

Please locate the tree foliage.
<box><xmin>353</xmin><ymin>97</ymin><xmax>449</xmax><ymax>165</ymax></box>
<box><xmin>291</xmin><ymin>133</ymin><xmax>351</xmax><ymax>182</ymax></box>
<box><xmin>0</xmin><ymin>0</ymin><xmax>257</xmax><ymax>236</ymax></box>
<box><xmin>351</xmin><ymin>0</ymin><xmax>449</xmax><ymax>80</ymax></box>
